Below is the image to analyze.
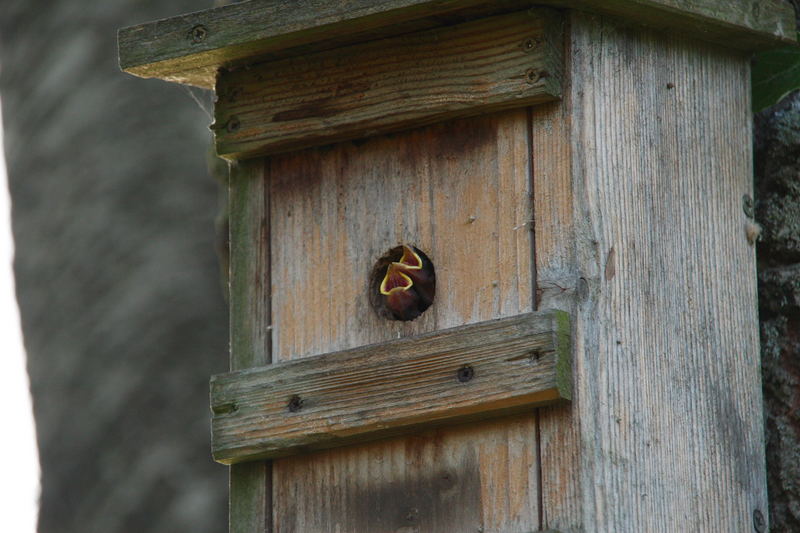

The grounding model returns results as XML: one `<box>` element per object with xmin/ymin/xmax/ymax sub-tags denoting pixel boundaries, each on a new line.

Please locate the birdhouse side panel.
<box><xmin>534</xmin><ymin>11</ymin><xmax>768</xmax><ymax>532</ymax></box>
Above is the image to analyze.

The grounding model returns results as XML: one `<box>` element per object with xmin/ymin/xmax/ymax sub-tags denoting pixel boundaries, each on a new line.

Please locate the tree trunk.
<box><xmin>755</xmin><ymin>88</ymin><xmax>800</xmax><ymax>533</ymax></box>
<box><xmin>0</xmin><ymin>1</ymin><xmax>228</xmax><ymax>531</ymax></box>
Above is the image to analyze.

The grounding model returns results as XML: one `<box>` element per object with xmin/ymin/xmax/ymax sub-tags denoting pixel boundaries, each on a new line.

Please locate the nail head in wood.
<box><xmin>287</xmin><ymin>395</ymin><xmax>303</xmax><ymax>413</ymax></box>
<box><xmin>456</xmin><ymin>365</ymin><xmax>474</xmax><ymax>383</ymax></box>
<box><xmin>525</xmin><ymin>68</ymin><xmax>546</xmax><ymax>84</ymax></box>
<box><xmin>225</xmin><ymin>116</ymin><xmax>241</xmax><ymax>133</ymax></box>
<box><xmin>188</xmin><ymin>24</ymin><xmax>208</xmax><ymax>44</ymax></box>
<box><xmin>522</xmin><ymin>37</ymin><xmax>541</xmax><ymax>52</ymax></box>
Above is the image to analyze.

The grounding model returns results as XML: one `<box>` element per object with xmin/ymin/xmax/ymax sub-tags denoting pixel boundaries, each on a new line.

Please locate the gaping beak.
<box><xmin>380</xmin><ymin>262</ymin><xmax>413</xmax><ymax>295</ymax></box>
<box><xmin>380</xmin><ymin>262</ymin><xmax>422</xmax><ymax>321</ymax></box>
<box><xmin>391</xmin><ymin>245</ymin><xmax>435</xmax><ymax>308</ymax></box>
<box><xmin>397</xmin><ymin>244</ymin><xmax>423</xmax><ymax>270</ymax></box>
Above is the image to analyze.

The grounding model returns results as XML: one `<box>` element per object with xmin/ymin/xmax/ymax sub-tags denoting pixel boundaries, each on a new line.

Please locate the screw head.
<box><xmin>189</xmin><ymin>24</ymin><xmax>208</xmax><ymax>43</ymax></box>
<box><xmin>226</xmin><ymin>116</ymin><xmax>241</xmax><ymax>133</ymax></box>
<box><xmin>457</xmin><ymin>365</ymin><xmax>475</xmax><ymax>383</ymax></box>
<box><xmin>287</xmin><ymin>395</ymin><xmax>303</xmax><ymax>413</ymax></box>
<box><xmin>521</xmin><ymin>37</ymin><xmax>541</xmax><ymax>52</ymax></box>
<box><xmin>525</xmin><ymin>68</ymin><xmax>547</xmax><ymax>85</ymax></box>
<box><xmin>753</xmin><ymin>509</ymin><xmax>766</xmax><ymax>533</ymax></box>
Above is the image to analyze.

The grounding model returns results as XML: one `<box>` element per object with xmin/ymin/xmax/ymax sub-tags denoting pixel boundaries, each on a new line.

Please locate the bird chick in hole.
<box><xmin>378</xmin><ymin>245</ymin><xmax>436</xmax><ymax>321</ymax></box>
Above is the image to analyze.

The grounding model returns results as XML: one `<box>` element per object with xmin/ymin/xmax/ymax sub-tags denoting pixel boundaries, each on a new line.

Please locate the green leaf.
<box><xmin>752</xmin><ymin>35</ymin><xmax>800</xmax><ymax>112</ymax></box>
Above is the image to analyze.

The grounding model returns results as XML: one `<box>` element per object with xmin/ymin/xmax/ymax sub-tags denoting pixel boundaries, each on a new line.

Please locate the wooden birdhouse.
<box><xmin>118</xmin><ymin>1</ymin><xmax>796</xmax><ymax>531</ymax></box>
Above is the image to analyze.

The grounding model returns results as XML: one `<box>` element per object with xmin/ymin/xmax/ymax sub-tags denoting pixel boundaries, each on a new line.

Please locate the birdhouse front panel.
<box><xmin>265</xmin><ymin>108</ymin><xmax>540</xmax><ymax>531</ymax></box>
<box><xmin>210</xmin><ymin>8</ymin><xmax>571</xmax><ymax>530</ymax></box>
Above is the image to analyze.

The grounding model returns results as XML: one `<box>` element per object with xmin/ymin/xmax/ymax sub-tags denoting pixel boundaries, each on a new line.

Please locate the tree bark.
<box><xmin>755</xmin><ymin>88</ymin><xmax>800</xmax><ymax>533</ymax></box>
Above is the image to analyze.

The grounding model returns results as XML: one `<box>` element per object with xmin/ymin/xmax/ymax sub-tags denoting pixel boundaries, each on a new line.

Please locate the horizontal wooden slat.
<box><xmin>118</xmin><ymin>0</ymin><xmax>532</xmax><ymax>89</ymax></box>
<box><xmin>211</xmin><ymin>10</ymin><xmax>563</xmax><ymax>159</ymax></box>
<box><xmin>118</xmin><ymin>0</ymin><xmax>796</xmax><ymax>89</ymax></box>
<box><xmin>210</xmin><ymin>310</ymin><xmax>571</xmax><ymax>464</ymax></box>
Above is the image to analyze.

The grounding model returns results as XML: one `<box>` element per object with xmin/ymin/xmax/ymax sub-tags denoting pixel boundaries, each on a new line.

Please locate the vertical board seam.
<box><xmin>526</xmin><ymin>104</ymin><xmax>544</xmax><ymax>531</ymax></box>
<box><xmin>264</xmin><ymin>157</ymin><xmax>274</xmax><ymax>533</ymax></box>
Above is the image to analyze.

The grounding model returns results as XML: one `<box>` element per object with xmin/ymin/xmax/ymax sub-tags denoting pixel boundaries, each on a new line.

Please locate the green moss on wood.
<box><xmin>553</xmin><ymin>309</ymin><xmax>572</xmax><ymax>401</ymax></box>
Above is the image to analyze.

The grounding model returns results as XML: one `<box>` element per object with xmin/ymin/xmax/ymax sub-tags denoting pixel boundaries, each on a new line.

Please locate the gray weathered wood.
<box><xmin>119</xmin><ymin>0</ymin><xmax>525</xmax><ymax>88</ymax></box>
<box><xmin>228</xmin><ymin>159</ymin><xmax>272</xmax><ymax>533</ymax></box>
<box><xmin>211</xmin><ymin>310</ymin><xmax>571</xmax><ymax>464</ymax></box>
<box><xmin>229</xmin><ymin>159</ymin><xmax>271</xmax><ymax>367</ymax></box>
<box><xmin>118</xmin><ymin>0</ymin><xmax>796</xmax><ymax>89</ymax></box>
<box><xmin>533</xmin><ymin>11</ymin><xmax>769</xmax><ymax>531</ymax></box>
<box><xmin>530</xmin><ymin>98</ymin><xmax>584</xmax><ymax>529</ymax></box>
<box><xmin>213</xmin><ymin>10</ymin><xmax>563</xmax><ymax>159</ymax></box>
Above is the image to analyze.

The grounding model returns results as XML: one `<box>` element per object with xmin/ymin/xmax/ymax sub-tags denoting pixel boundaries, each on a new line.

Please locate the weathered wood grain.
<box><xmin>534</xmin><ymin>11</ymin><xmax>768</xmax><ymax>532</ymax></box>
<box><xmin>229</xmin><ymin>159</ymin><xmax>271</xmax><ymax>368</ymax></box>
<box><xmin>118</xmin><ymin>0</ymin><xmax>796</xmax><ymax>88</ymax></box>
<box><xmin>212</xmin><ymin>311</ymin><xmax>571</xmax><ymax>463</ymax></box>
<box><xmin>119</xmin><ymin>0</ymin><xmax>530</xmax><ymax>88</ymax></box>
<box><xmin>228</xmin><ymin>159</ymin><xmax>272</xmax><ymax>533</ymax></box>
<box><xmin>268</xmin><ymin>109</ymin><xmax>542</xmax><ymax>532</ymax></box>
<box><xmin>530</xmin><ymin>98</ymin><xmax>583</xmax><ymax>531</ymax></box>
<box><xmin>267</xmin><ymin>109</ymin><xmax>536</xmax><ymax>359</ymax></box>
<box><xmin>564</xmin><ymin>0</ymin><xmax>796</xmax><ymax>50</ymax></box>
<box><xmin>213</xmin><ymin>10</ymin><xmax>563</xmax><ymax>159</ymax></box>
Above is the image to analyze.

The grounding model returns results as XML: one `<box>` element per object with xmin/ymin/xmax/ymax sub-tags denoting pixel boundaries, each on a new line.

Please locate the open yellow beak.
<box><xmin>397</xmin><ymin>244</ymin><xmax>423</xmax><ymax>270</ymax></box>
<box><xmin>380</xmin><ymin>263</ymin><xmax>413</xmax><ymax>295</ymax></box>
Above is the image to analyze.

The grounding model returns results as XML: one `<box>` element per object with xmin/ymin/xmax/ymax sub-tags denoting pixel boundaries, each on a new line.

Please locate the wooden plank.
<box><xmin>228</xmin><ymin>159</ymin><xmax>272</xmax><ymax>533</ymax></box>
<box><xmin>268</xmin><ymin>109</ymin><xmax>541</xmax><ymax>532</ymax></box>
<box><xmin>118</xmin><ymin>0</ymin><xmax>530</xmax><ymax>89</ymax></box>
<box><xmin>211</xmin><ymin>310</ymin><xmax>571</xmax><ymax>464</ymax></box>
<box><xmin>530</xmin><ymin>98</ymin><xmax>583</xmax><ymax>531</ymax></box>
<box><xmin>229</xmin><ymin>159</ymin><xmax>271</xmax><ymax>368</ymax></box>
<box><xmin>536</xmin><ymin>11</ymin><xmax>768</xmax><ymax>531</ymax></box>
<box><xmin>213</xmin><ymin>10</ymin><xmax>563</xmax><ymax>159</ymax></box>
<box><xmin>118</xmin><ymin>0</ymin><xmax>796</xmax><ymax>89</ymax></box>
<box><xmin>563</xmin><ymin>0</ymin><xmax>797</xmax><ymax>51</ymax></box>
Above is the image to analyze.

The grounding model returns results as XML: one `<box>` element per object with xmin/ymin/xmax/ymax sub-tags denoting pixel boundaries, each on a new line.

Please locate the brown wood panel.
<box><xmin>534</xmin><ymin>11</ymin><xmax>768</xmax><ymax>531</ymax></box>
<box><xmin>213</xmin><ymin>10</ymin><xmax>563</xmax><ymax>159</ymax></box>
<box><xmin>268</xmin><ymin>108</ymin><xmax>540</xmax><ymax>532</ymax></box>
<box><xmin>228</xmin><ymin>159</ymin><xmax>272</xmax><ymax>533</ymax></box>
<box><xmin>212</xmin><ymin>311</ymin><xmax>571</xmax><ymax>464</ymax></box>
<box><xmin>118</xmin><ymin>0</ymin><xmax>796</xmax><ymax>88</ymax></box>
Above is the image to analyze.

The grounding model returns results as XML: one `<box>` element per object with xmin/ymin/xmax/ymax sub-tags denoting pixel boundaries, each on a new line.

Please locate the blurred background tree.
<box><xmin>753</xmin><ymin>1</ymin><xmax>800</xmax><ymax>531</ymax></box>
<box><xmin>756</xmin><ymin>90</ymin><xmax>800</xmax><ymax>533</ymax></box>
<box><xmin>0</xmin><ymin>1</ymin><xmax>228</xmax><ymax>532</ymax></box>
<box><xmin>1</xmin><ymin>0</ymin><xmax>799</xmax><ymax>532</ymax></box>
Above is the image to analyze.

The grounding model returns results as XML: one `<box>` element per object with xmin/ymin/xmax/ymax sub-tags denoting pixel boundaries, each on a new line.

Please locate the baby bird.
<box><xmin>379</xmin><ymin>245</ymin><xmax>436</xmax><ymax>320</ymax></box>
